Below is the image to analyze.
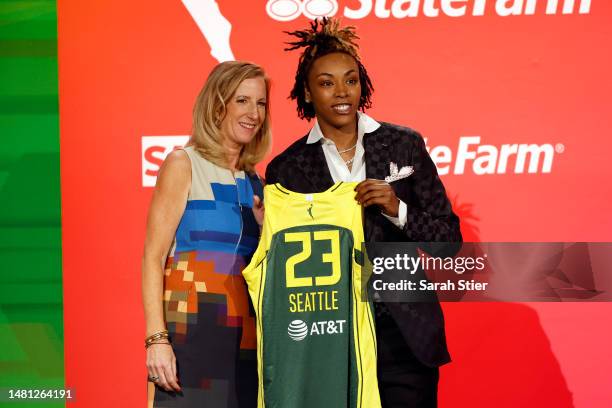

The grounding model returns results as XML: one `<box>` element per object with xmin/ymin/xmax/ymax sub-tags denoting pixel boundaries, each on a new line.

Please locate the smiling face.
<box><xmin>219</xmin><ymin>76</ymin><xmax>267</xmax><ymax>150</ymax></box>
<box><xmin>305</xmin><ymin>52</ymin><xmax>361</xmax><ymax>132</ymax></box>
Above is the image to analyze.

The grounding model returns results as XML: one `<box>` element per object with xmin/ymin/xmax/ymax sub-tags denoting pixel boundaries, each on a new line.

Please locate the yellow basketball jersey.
<box><xmin>242</xmin><ymin>182</ymin><xmax>380</xmax><ymax>408</ymax></box>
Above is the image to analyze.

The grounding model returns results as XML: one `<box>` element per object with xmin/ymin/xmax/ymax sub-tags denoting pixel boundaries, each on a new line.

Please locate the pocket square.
<box><xmin>385</xmin><ymin>162</ymin><xmax>414</xmax><ymax>183</ymax></box>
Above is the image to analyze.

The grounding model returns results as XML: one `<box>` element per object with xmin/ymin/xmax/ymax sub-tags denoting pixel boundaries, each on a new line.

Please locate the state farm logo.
<box><xmin>140</xmin><ymin>135</ymin><xmax>564</xmax><ymax>187</ymax></box>
<box><xmin>267</xmin><ymin>0</ymin><xmax>338</xmax><ymax>21</ymax></box>
<box><xmin>265</xmin><ymin>0</ymin><xmax>590</xmax><ymax>21</ymax></box>
<box><xmin>141</xmin><ymin>136</ymin><xmax>189</xmax><ymax>187</ymax></box>
<box><xmin>425</xmin><ymin>136</ymin><xmax>565</xmax><ymax>175</ymax></box>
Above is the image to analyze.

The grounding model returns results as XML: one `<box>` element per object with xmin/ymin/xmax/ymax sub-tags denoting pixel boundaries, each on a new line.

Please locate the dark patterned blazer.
<box><xmin>265</xmin><ymin>122</ymin><xmax>462</xmax><ymax>367</ymax></box>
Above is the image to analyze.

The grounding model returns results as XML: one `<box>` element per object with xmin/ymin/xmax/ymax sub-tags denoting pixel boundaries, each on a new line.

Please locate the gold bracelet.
<box><xmin>145</xmin><ymin>330</ymin><xmax>169</xmax><ymax>343</ymax></box>
<box><xmin>146</xmin><ymin>333</ymin><xmax>169</xmax><ymax>342</ymax></box>
<box><xmin>145</xmin><ymin>331</ymin><xmax>170</xmax><ymax>348</ymax></box>
<box><xmin>145</xmin><ymin>340</ymin><xmax>171</xmax><ymax>349</ymax></box>
<box><xmin>145</xmin><ymin>334</ymin><xmax>168</xmax><ymax>344</ymax></box>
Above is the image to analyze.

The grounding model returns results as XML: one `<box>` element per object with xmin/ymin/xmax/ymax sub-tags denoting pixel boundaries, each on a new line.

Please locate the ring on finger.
<box><xmin>148</xmin><ymin>375</ymin><xmax>159</xmax><ymax>382</ymax></box>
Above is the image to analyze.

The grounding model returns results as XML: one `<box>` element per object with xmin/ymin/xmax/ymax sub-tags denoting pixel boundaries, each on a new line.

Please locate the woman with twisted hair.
<box><xmin>266</xmin><ymin>18</ymin><xmax>462</xmax><ymax>408</ymax></box>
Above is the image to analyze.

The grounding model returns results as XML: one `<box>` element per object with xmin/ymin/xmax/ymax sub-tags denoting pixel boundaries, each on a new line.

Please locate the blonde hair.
<box><xmin>191</xmin><ymin>61</ymin><xmax>271</xmax><ymax>172</ymax></box>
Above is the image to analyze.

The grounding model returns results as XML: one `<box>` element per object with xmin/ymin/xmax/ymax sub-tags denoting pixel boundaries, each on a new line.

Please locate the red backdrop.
<box><xmin>58</xmin><ymin>1</ymin><xmax>612</xmax><ymax>406</ymax></box>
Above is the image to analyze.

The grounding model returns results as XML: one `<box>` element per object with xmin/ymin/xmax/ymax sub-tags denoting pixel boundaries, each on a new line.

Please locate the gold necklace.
<box><xmin>337</xmin><ymin>143</ymin><xmax>357</xmax><ymax>154</ymax></box>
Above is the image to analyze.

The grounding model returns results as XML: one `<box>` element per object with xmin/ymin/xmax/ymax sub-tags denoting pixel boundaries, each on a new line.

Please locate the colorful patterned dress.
<box><xmin>152</xmin><ymin>146</ymin><xmax>261</xmax><ymax>407</ymax></box>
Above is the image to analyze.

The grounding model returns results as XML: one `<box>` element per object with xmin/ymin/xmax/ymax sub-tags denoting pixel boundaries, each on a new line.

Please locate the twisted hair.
<box><xmin>285</xmin><ymin>18</ymin><xmax>374</xmax><ymax>120</ymax></box>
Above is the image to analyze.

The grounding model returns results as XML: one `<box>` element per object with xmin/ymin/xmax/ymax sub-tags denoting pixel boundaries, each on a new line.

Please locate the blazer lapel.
<box><xmin>363</xmin><ymin>129</ymin><xmax>391</xmax><ymax>241</ymax></box>
<box><xmin>364</xmin><ymin>129</ymin><xmax>391</xmax><ymax>180</ymax></box>
<box><xmin>297</xmin><ymin>140</ymin><xmax>334</xmax><ymax>192</ymax></box>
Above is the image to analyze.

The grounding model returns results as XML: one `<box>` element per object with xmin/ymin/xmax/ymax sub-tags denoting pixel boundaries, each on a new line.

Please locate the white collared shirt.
<box><xmin>306</xmin><ymin>112</ymin><xmax>407</xmax><ymax>229</ymax></box>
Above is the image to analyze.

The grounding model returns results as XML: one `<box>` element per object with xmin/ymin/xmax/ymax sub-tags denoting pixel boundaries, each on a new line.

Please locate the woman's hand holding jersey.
<box><xmin>354</xmin><ymin>179</ymin><xmax>400</xmax><ymax>217</ymax></box>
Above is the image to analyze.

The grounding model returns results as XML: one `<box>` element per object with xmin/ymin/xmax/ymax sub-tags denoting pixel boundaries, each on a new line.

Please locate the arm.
<box><xmin>355</xmin><ymin>131</ymin><xmax>461</xmax><ymax>247</ymax></box>
<box><xmin>142</xmin><ymin>150</ymin><xmax>191</xmax><ymax>392</ymax></box>
<box><xmin>400</xmin><ymin>133</ymin><xmax>461</xmax><ymax>243</ymax></box>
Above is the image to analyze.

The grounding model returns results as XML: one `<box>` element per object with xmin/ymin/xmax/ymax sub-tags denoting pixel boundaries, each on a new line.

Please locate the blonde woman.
<box><xmin>142</xmin><ymin>61</ymin><xmax>270</xmax><ymax>407</ymax></box>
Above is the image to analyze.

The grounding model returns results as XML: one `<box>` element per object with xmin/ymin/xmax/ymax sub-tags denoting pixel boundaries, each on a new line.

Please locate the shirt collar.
<box><xmin>306</xmin><ymin>112</ymin><xmax>381</xmax><ymax>145</ymax></box>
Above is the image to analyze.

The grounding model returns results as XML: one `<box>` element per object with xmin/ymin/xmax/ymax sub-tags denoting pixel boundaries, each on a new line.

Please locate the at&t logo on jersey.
<box><xmin>288</xmin><ymin>320</ymin><xmax>309</xmax><ymax>341</ymax></box>
<box><xmin>141</xmin><ymin>135</ymin><xmax>189</xmax><ymax>187</ymax></box>
<box><xmin>288</xmin><ymin>319</ymin><xmax>347</xmax><ymax>341</ymax></box>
